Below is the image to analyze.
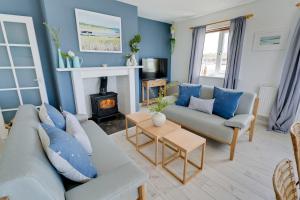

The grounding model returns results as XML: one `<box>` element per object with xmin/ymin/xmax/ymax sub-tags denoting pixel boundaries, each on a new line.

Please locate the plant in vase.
<box><xmin>126</xmin><ymin>34</ymin><xmax>141</xmax><ymax>66</ymax></box>
<box><xmin>61</xmin><ymin>50</ymin><xmax>75</xmax><ymax>68</ymax></box>
<box><xmin>148</xmin><ymin>83</ymin><xmax>177</xmax><ymax>127</ymax></box>
<box><xmin>43</xmin><ymin>22</ymin><xmax>65</xmax><ymax>68</ymax></box>
<box><xmin>170</xmin><ymin>25</ymin><xmax>176</xmax><ymax>54</ymax></box>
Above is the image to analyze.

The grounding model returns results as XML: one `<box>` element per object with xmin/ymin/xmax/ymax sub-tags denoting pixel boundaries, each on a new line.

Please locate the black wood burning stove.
<box><xmin>90</xmin><ymin>77</ymin><xmax>119</xmax><ymax>122</ymax></box>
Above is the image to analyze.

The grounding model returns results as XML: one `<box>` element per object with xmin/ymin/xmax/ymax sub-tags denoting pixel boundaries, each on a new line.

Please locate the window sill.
<box><xmin>200</xmin><ymin>75</ymin><xmax>224</xmax><ymax>80</ymax></box>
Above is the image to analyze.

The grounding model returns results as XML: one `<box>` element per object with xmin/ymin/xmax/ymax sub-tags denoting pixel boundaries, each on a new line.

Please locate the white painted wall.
<box><xmin>171</xmin><ymin>0</ymin><xmax>300</xmax><ymax>94</ymax></box>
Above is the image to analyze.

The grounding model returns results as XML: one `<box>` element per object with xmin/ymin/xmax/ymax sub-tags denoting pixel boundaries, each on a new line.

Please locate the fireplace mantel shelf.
<box><xmin>56</xmin><ymin>66</ymin><xmax>143</xmax><ymax>72</ymax></box>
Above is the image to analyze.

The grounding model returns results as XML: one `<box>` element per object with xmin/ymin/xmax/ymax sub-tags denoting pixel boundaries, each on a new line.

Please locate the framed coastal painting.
<box><xmin>253</xmin><ymin>29</ymin><xmax>289</xmax><ymax>51</ymax></box>
<box><xmin>75</xmin><ymin>8</ymin><xmax>122</xmax><ymax>53</ymax></box>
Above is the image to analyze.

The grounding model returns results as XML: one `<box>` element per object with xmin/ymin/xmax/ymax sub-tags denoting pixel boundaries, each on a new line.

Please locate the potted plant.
<box><xmin>61</xmin><ymin>50</ymin><xmax>75</xmax><ymax>68</ymax></box>
<box><xmin>126</xmin><ymin>34</ymin><xmax>141</xmax><ymax>66</ymax></box>
<box><xmin>43</xmin><ymin>22</ymin><xmax>65</xmax><ymax>68</ymax></box>
<box><xmin>149</xmin><ymin>83</ymin><xmax>177</xmax><ymax>127</ymax></box>
<box><xmin>170</xmin><ymin>25</ymin><xmax>176</xmax><ymax>54</ymax></box>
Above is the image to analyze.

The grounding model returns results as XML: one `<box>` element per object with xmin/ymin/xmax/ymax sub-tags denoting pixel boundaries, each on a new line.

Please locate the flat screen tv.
<box><xmin>141</xmin><ymin>58</ymin><xmax>168</xmax><ymax>80</ymax></box>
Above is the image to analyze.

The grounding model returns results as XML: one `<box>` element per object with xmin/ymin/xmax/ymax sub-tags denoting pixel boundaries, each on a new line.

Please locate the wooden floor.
<box><xmin>111</xmin><ymin>121</ymin><xmax>293</xmax><ymax>200</ymax></box>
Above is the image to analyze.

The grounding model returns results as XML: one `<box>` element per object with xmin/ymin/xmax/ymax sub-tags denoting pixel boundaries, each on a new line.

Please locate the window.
<box><xmin>200</xmin><ymin>29</ymin><xmax>229</xmax><ymax>78</ymax></box>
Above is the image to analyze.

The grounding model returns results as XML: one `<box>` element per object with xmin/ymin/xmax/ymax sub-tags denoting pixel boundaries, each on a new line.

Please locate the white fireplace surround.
<box><xmin>56</xmin><ymin>66</ymin><xmax>142</xmax><ymax>116</ymax></box>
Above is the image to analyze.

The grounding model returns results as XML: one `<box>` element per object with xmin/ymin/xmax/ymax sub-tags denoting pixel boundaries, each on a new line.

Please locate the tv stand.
<box><xmin>142</xmin><ymin>79</ymin><xmax>167</xmax><ymax>106</ymax></box>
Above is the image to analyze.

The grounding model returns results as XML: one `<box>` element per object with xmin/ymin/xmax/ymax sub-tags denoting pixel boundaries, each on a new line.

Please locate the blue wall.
<box><xmin>0</xmin><ymin>0</ymin><xmax>171</xmax><ymax>113</ymax></box>
<box><xmin>0</xmin><ymin>0</ymin><xmax>59</xmax><ymax>107</ymax></box>
<box><xmin>41</xmin><ymin>0</ymin><xmax>139</xmax><ymax>113</ymax></box>
<box><xmin>138</xmin><ymin>17</ymin><xmax>171</xmax><ymax>80</ymax></box>
<box><xmin>138</xmin><ymin>17</ymin><xmax>171</xmax><ymax>101</ymax></box>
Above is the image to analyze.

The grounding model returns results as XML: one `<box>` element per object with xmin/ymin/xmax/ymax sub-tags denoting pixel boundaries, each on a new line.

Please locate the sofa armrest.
<box><xmin>224</xmin><ymin>114</ymin><xmax>254</xmax><ymax>129</ymax></box>
<box><xmin>75</xmin><ymin>114</ymin><xmax>89</xmax><ymax>123</ymax></box>
<box><xmin>65</xmin><ymin>163</ymin><xmax>148</xmax><ymax>200</ymax></box>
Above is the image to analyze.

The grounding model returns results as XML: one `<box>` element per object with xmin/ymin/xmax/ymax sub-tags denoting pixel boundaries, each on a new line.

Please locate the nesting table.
<box><xmin>136</xmin><ymin>119</ymin><xmax>180</xmax><ymax>166</ymax></box>
<box><xmin>125</xmin><ymin>112</ymin><xmax>206</xmax><ymax>184</ymax></box>
<box><xmin>125</xmin><ymin>112</ymin><xmax>152</xmax><ymax>146</ymax></box>
<box><xmin>162</xmin><ymin>128</ymin><xmax>206</xmax><ymax>184</ymax></box>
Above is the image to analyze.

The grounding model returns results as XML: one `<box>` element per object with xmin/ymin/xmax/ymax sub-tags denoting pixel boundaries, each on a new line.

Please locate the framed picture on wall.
<box><xmin>253</xmin><ymin>28</ymin><xmax>289</xmax><ymax>51</ymax></box>
<box><xmin>75</xmin><ymin>8</ymin><xmax>122</xmax><ymax>53</ymax></box>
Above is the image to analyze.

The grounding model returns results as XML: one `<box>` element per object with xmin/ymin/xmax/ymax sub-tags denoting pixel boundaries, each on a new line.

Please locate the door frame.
<box><xmin>0</xmin><ymin>14</ymin><xmax>48</xmax><ymax>105</ymax></box>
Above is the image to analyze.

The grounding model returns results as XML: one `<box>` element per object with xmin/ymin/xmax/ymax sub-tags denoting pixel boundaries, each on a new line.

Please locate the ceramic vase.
<box><xmin>73</xmin><ymin>56</ymin><xmax>83</xmax><ymax>68</ymax></box>
<box><xmin>126</xmin><ymin>54</ymin><xmax>137</xmax><ymax>66</ymax></box>
<box><xmin>152</xmin><ymin>112</ymin><xmax>166</xmax><ymax>127</ymax></box>
<box><xmin>66</xmin><ymin>57</ymin><xmax>71</xmax><ymax>68</ymax></box>
<box><xmin>58</xmin><ymin>49</ymin><xmax>65</xmax><ymax>68</ymax></box>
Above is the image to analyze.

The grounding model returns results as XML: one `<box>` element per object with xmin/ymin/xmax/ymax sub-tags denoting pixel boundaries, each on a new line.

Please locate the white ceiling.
<box><xmin>117</xmin><ymin>0</ymin><xmax>257</xmax><ymax>23</ymax></box>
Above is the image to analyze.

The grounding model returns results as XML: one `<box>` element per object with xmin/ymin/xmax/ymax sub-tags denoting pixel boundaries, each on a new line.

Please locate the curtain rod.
<box><xmin>190</xmin><ymin>14</ymin><xmax>254</xmax><ymax>30</ymax></box>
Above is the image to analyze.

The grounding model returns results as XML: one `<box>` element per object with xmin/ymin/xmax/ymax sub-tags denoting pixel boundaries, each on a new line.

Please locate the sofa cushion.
<box><xmin>175</xmin><ymin>84</ymin><xmax>201</xmax><ymax>107</ymax></box>
<box><xmin>75</xmin><ymin>120</ymin><xmax>148</xmax><ymax>200</ymax></box>
<box><xmin>213</xmin><ymin>87</ymin><xmax>243</xmax><ymax>119</ymax></box>
<box><xmin>39</xmin><ymin>103</ymin><xmax>66</xmax><ymax>130</ymax></box>
<box><xmin>65</xmin><ymin>162</ymin><xmax>147</xmax><ymax>200</ymax></box>
<box><xmin>65</xmin><ymin>111</ymin><xmax>92</xmax><ymax>155</ymax></box>
<box><xmin>163</xmin><ymin>105</ymin><xmax>240</xmax><ymax>144</ymax></box>
<box><xmin>188</xmin><ymin>96</ymin><xmax>214</xmax><ymax>114</ymax></box>
<box><xmin>80</xmin><ymin>120</ymin><xmax>131</xmax><ymax>174</ymax></box>
<box><xmin>38</xmin><ymin>124</ymin><xmax>97</xmax><ymax>182</ymax></box>
<box><xmin>200</xmin><ymin>85</ymin><xmax>256</xmax><ymax>115</ymax></box>
<box><xmin>235</xmin><ymin>92</ymin><xmax>256</xmax><ymax>115</ymax></box>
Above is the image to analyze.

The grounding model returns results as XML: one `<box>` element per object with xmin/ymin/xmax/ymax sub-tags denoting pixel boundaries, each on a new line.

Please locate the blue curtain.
<box><xmin>268</xmin><ymin>18</ymin><xmax>300</xmax><ymax>133</ymax></box>
<box><xmin>223</xmin><ymin>17</ymin><xmax>246</xmax><ymax>89</ymax></box>
<box><xmin>188</xmin><ymin>26</ymin><xmax>206</xmax><ymax>83</ymax></box>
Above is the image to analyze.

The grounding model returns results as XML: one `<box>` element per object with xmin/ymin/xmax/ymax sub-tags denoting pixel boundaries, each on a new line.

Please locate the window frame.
<box><xmin>200</xmin><ymin>27</ymin><xmax>229</xmax><ymax>78</ymax></box>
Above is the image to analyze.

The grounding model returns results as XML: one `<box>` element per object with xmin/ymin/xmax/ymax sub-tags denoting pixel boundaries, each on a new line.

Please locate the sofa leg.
<box><xmin>138</xmin><ymin>185</ymin><xmax>146</xmax><ymax>200</ymax></box>
<box><xmin>249</xmin><ymin>120</ymin><xmax>255</xmax><ymax>142</ymax></box>
<box><xmin>230</xmin><ymin>128</ymin><xmax>239</xmax><ymax>161</ymax></box>
<box><xmin>249</xmin><ymin>97</ymin><xmax>259</xmax><ymax>142</ymax></box>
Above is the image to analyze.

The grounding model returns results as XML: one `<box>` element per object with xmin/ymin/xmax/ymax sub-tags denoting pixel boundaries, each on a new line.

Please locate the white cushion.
<box><xmin>64</xmin><ymin>111</ymin><xmax>93</xmax><ymax>155</ymax></box>
<box><xmin>38</xmin><ymin>104</ymin><xmax>55</xmax><ymax>126</ymax></box>
<box><xmin>188</xmin><ymin>96</ymin><xmax>215</xmax><ymax>114</ymax></box>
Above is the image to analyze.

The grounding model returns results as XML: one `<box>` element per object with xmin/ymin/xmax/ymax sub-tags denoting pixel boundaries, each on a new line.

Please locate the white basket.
<box><xmin>0</xmin><ymin>107</ymin><xmax>8</xmax><ymax>140</ymax></box>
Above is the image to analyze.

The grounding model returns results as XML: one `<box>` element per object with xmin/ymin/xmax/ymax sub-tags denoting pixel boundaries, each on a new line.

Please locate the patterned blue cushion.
<box><xmin>213</xmin><ymin>87</ymin><xmax>243</xmax><ymax>119</ymax></box>
<box><xmin>176</xmin><ymin>84</ymin><xmax>201</xmax><ymax>107</ymax></box>
<box><xmin>44</xmin><ymin>103</ymin><xmax>66</xmax><ymax>130</ymax></box>
<box><xmin>39</xmin><ymin>123</ymin><xmax>97</xmax><ymax>182</ymax></box>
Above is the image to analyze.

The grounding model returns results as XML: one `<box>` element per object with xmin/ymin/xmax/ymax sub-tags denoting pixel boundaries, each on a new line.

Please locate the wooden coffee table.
<box><xmin>162</xmin><ymin>128</ymin><xmax>206</xmax><ymax>184</ymax></box>
<box><xmin>125</xmin><ymin>112</ymin><xmax>152</xmax><ymax>146</ymax></box>
<box><xmin>136</xmin><ymin>119</ymin><xmax>181</xmax><ymax>166</ymax></box>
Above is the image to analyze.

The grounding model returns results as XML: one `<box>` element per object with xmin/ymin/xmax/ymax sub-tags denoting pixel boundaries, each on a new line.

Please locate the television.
<box><xmin>141</xmin><ymin>58</ymin><xmax>168</xmax><ymax>80</ymax></box>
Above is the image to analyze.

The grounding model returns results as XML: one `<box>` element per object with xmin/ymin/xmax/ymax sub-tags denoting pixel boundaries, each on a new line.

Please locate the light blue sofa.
<box><xmin>0</xmin><ymin>105</ymin><xmax>147</xmax><ymax>200</ymax></box>
<box><xmin>163</xmin><ymin>85</ymin><xmax>259</xmax><ymax>160</ymax></box>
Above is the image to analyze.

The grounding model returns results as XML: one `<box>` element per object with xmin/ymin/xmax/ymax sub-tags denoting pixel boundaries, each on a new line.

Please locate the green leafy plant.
<box><xmin>43</xmin><ymin>22</ymin><xmax>61</xmax><ymax>49</ymax></box>
<box><xmin>61</xmin><ymin>50</ymin><xmax>76</xmax><ymax>59</ymax></box>
<box><xmin>149</xmin><ymin>82</ymin><xmax>178</xmax><ymax>113</ymax></box>
<box><xmin>170</xmin><ymin>25</ymin><xmax>176</xmax><ymax>54</ymax></box>
<box><xmin>170</xmin><ymin>38</ymin><xmax>176</xmax><ymax>54</ymax></box>
<box><xmin>129</xmin><ymin>34</ymin><xmax>141</xmax><ymax>54</ymax></box>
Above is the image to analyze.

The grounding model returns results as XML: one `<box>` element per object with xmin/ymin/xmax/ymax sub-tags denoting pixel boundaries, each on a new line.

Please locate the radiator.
<box><xmin>258</xmin><ymin>85</ymin><xmax>277</xmax><ymax>117</ymax></box>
